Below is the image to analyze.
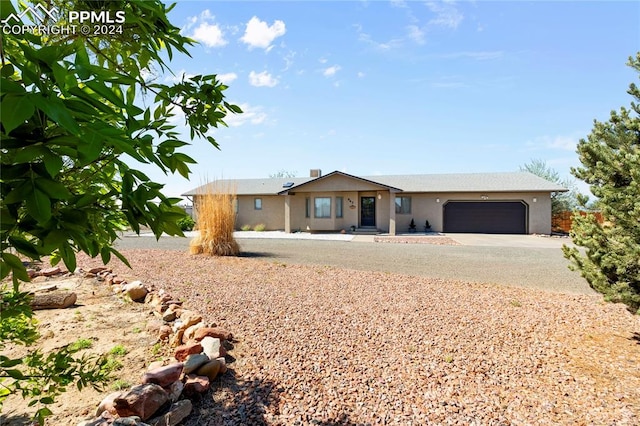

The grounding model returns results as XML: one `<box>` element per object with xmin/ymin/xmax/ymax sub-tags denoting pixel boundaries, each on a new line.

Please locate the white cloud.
<box><xmin>164</xmin><ymin>69</ymin><xmax>195</xmax><ymax>84</ymax></box>
<box><xmin>526</xmin><ymin>134</ymin><xmax>581</xmax><ymax>151</ymax></box>
<box><xmin>249</xmin><ymin>70</ymin><xmax>278</xmax><ymax>87</ymax></box>
<box><xmin>319</xmin><ymin>57</ymin><xmax>328</xmax><ymax>64</ymax></box>
<box><xmin>218</xmin><ymin>72</ymin><xmax>238</xmax><ymax>84</ymax></box>
<box><xmin>192</xmin><ymin>22</ymin><xmax>226</xmax><ymax>48</ymax></box>
<box><xmin>355</xmin><ymin>24</ymin><xmax>403</xmax><ymax>51</ymax></box>
<box><xmin>323</xmin><ymin>65</ymin><xmax>341</xmax><ymax>77</ymax></box>
<box><xmin>224</xmin><ymin>103</ymin><xmax>267</xmax><ymax>127</ymax></box>
<box><xmin>240</xmin><ymin>16</ymin><xmax>286</xmax><ymax>50</ymax></box>
<box><xmin>407</xmin><ymin>24</ymin><xmax>426</xmax><ymax>44</ymax></box>
<box><xmin>185</xmin><ymin>10</ymin><xmax>227</xmax><ymax>48</ymax></box>
<box><xmin>357</xmin><ymin>71</ymin><xmax>365</xmax><ymax>78</ymax></box>
<box><xmin>426</xmin><ymin>1</ymin><xmax>464</xmax><ymax>29</ymax></box>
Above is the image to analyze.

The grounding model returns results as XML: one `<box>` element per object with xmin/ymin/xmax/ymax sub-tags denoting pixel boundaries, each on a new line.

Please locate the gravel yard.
<box><xmin>80</xmin><ymin>249</ymin><xmax>640</xmax><ymax>425</ymax></box>
<box><xmin>115</xmin><ymin>236</ymin><xmax>591</xmax><ymax>295</ymax></box>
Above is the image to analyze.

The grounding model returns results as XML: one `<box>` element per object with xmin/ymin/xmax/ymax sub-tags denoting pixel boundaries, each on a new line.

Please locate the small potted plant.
<box><xmin>408</xmin><ymin>218</ymin><xmax>417</xmax><ymax>233</ymax></box>
<box><xmin>350</xmin><ymin>225</ymin><xmax>356</xmax><ymax>232</ymax></box>
<box><xmin>424</xmin><ymin>220</ymin><xmax>431</xmax><ymax>233</ymax></box>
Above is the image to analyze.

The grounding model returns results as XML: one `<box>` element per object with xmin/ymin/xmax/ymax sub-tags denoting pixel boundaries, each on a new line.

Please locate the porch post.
<box><xmin>284</xmin><ymin>194</ymin><xmax>291</xmax><ymax>233</ymax></box>
<box><xmin>388</xmin><ymin>191</ymin><xmax>396</xmax><ymax>235</ymax></box>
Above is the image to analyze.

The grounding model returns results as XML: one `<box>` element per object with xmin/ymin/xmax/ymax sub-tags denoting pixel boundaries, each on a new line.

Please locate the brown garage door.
<box><xmin>443</xmin><ymin>201</ymin><xmax>527</xmax><ymax>234</ymax></box>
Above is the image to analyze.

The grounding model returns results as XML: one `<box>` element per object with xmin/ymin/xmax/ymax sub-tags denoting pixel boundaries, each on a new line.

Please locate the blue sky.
<box><xmin>139</xmin><ymin>1</ymin><xmax>639</xmax><ymax>200</ymax></box>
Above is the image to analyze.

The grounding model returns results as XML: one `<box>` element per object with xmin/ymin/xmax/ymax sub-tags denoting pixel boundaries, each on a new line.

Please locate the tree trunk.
<box><xmin>30</xmin><ymin>292</ymin><xmax>77</xmax><ymax>310</ymax></box>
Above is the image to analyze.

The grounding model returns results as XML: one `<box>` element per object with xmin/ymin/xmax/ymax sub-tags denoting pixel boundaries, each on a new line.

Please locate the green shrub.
<box><xmin>254</xmin><ymin>223</ymin><xmax>266</xmax><ymax>232</ymax></box>
<box><xmin>68</xmin><ymin>338</ymin><xmax>93</xmax><ymax>351</ymax></box>
<box><xmin>177</xmin><ymin>216</ymin><xmax>195</xmax><ymax>231</ymax></box>
<box><xmin>240</xmin><ymin>224</ymin><xmax>252</xmax><ymax>231</ymax></box>
<box><xmin>108</xmin><ymin>345</ymin><xmax>128</xmax><ymax>357</ymax></box>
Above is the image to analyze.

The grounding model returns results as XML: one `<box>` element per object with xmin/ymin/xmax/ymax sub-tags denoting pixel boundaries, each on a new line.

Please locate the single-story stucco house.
<box><xmin>183</xmin><ymin>170</ymin><xmax>567</xmax><ymax>235</ymax></box>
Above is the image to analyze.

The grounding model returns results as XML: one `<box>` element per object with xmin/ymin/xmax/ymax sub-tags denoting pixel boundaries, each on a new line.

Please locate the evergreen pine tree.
<box><xmin>563</xmin><ymin>53</ymin><xmax>640</xmax><ymax>314</ymax></box>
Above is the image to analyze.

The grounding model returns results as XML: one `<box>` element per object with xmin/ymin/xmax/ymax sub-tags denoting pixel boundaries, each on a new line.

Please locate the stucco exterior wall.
<box><xmin>393</xmin><ymin>191</ymin><xmax>552</xmax><ymax>234</ymax></box>
<box><xmin>236</xmin><ymin>195</ymin><xmax>284</xmax><ymax>230</ymax></box>
<box><xmin>231</xmin><ymin>191</ymin><xmax>553</xmax><ymax>234</ymax></box>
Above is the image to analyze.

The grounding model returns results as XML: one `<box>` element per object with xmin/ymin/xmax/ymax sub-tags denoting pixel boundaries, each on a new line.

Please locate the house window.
<box><xmin>395</xmin><ymin>196</ymin><xmax>411</xmax><ymax>214</ymax></box>
<box><xmin>336</xmin><ymin>197</ymin><xmax>343</xmax><ymax>218</ymax></box>
<box><xmin>314</xmin><ymin>197</ymin><xmax>331</xmax><ymax>218</ymax></box>
<box><xmin>305</xmin><ymin>197</ymin><xmax>310</xmax><ymax>218</ymax></box>
<box><xmin>254</xmin><ymin>198</ymin><xmax>262</xmax><ymax>210</ymax></box>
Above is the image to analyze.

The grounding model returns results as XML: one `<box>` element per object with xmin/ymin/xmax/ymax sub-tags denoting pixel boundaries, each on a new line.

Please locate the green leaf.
<box><xmin>8</xmin><ymin>236</ymin><xmax>40</xmax><ymax>259</ymax></box>
<box><xmin>26</xmin><ymin>188</ymin><xmax>52</xmax><ymax>224</ymax></box>
<box><xmin>110</xmin><ymin>248</ymin><xmax>131</xmax><ymax>268</ymax></box>
<box><xmin>1</xmin><ymin>94</ymin><xmax>35</xmax><ymax>134</ymax></box>
<box><xmin>5</xmin><ymin>369</ymin><xmax>25</xmax><ymax>380</ymax></box>
<box><xmin>3</xmin><ymin>181</ymin><xmax>33</xmax><ymax>204</ymax></box>
<box><xmin>85</xmin><ymin>80</ymin><xmax>126</xmax><ymax>108</ymax></box>
<box><xmin>43</xmin><ymin>151</ymin><xmax>64</xmax><ymax>178</ymax></box>
<box><xmin>1</xmin><ymin>64</ymin><xmax>15</xmax><ymax>78</ymax></box>
<box><xmin>100</xmin><ymin>246</ymin><xmax>111</xmax><ymax>264</ymax></box>
<box><xmin>30</xmin><ymin>96</ymin><xmax>81</xmax><ymax>135</ymax></box>
<box><xmin>75</xmin><ymin>41</ymin><xmax>91</xmax><ymax>80</ymax></box>
<box><xmin>35</xmin><ymin>178</ymin><xmax>72</xmax><ymax>200</ymax></box>
<box><xmin>13</xmin><ymin>145</ymin><xmax>49</xmax><ymax>163</ymax></box>
<box><xmin>59</xmin><ymin>243</ymin><xmax>77</xmax><ymax>273</ymax></box>
<box><xmin>1</xmin><ymin>252</ymin><xmax>29</xmax><ymax>281</ymax></box>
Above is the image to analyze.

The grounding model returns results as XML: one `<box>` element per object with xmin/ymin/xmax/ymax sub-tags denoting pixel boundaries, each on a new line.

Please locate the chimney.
<box><xmin>310</xmin><ymin>169</ymin><xmax>322</xmax><ymax>178</ymax></box>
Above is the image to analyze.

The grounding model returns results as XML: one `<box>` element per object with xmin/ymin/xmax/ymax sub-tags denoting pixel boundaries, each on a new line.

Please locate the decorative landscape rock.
<box><xmin>96</xmin><ymin>391</ymin><xmax>125</xmax><ymax>417</ymax></box>
<box><xmin>142</xmin><ymin>363</ymin><xmax>183</xmax><ymax>388</ymax></box>
<box><xmin>40</xmin><ymin>266</ymin><xmax>62</xmax><ymax>276</ymax></box>
<box><xmin>66</xmin><ymin>263</ymin><xmax>234</xmax><ymax>426</ymax></box>
<box><xmin>215</xmin><ymin>357</ymin><xmax>227</xmax><ymax>375</ymax></box>
<box><xmin>182</xmin><ymin>353</ymin><xmax>210</xmax><ymax>374</ymax></box>
<box><xmin>169</xmin><ymin>329</ymin><xmax>184</xmax><ymax>347</ymax></box>
<box><xmin>164</xmin><ymin>380</ymin><xmax>184</xmax><ymax>403</ymax></box>
<box><xmin>195</xmin><ymin>359</ymin><xmax>222</xmax><ymax>381</ymax></box>
<box><xmin>113</xmin><ymin>383</ymin><xmax>168</xmax><ymax>420</ymax></box>
<box><xmin>200</xmin><ymin>336</ymin><xmax>225</xmax><ymax>360</ymax></box>
<box><xmin>174</xmin><ymin>342</ymin><xmax>202</xmax><ymax>362</ymax></box>
<box><xmin>182</xmin><ymin>321</ymin><xmax>205</xmax><ymax>341</ymax></box>
<box><xmin>193</xmin><ymin>327</ymin><xmax>233</xmax><ymax>342</ymax></box>
<box><xmin>147</xmin><ymin>400</ymin><xmax>192</xmax><ymax>426</ymax></box>
<box><xmin>176</xmin><ymin>309</ymin><xmax>202</xmax><ymax>331</ymax></box>
<box><xmin>123</xmin><ymin>281</ymin><xmax>149</xmax><ymax>302</ymax></box>
<box><xmin>113</xmin><ymin>417</ymin><xmax>149</xmax><ymax>426</ymax></box>
<box><xmin>161</xmin><ymin>306</ymin><xmax>177</xmax><ymax>322</ymax></box>
<box><xmin>183</xmin><ymin>374</ymin><xmax>210</xmax><ymax>397</ymax></box>
<box><xmin>158</xmin><ymin>325</ymin><xmax>172</xmax><ymax>341</ymax></box>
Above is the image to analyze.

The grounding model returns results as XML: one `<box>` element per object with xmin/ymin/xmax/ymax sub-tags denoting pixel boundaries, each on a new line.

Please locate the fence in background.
<box><xmin>552</xmin><ymin>211</ymin><xmax>604</xmax><ymax>234</ymax></box>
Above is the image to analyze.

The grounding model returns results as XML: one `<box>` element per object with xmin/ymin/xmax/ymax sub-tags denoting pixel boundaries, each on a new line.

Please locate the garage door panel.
<box><xmin>443</xmin><ymin>202</ymin><xmax>527</xmax><ymax>234</ymax></box>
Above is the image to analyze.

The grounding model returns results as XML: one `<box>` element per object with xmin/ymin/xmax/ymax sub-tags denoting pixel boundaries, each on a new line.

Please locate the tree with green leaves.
<box><xmin>0</xmin><ymin>1</ymin><xmax>240</xmax><ymax>422</ymax></box>
<box><xmin>562</xmin><ymin>53</ymin><xmax>640</xmax><ymax>314</ymax></box>
<box><xmin>519</xmin><ymin>159</ymin><xmax>579</xmax><ymax>215</ymax></box>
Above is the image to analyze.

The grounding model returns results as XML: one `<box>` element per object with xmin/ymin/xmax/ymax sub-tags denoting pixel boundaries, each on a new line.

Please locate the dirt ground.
<box><xmin>1</xmin><ymin>269</ymin><xmax>171</xmax><ymax>426</ymax></box>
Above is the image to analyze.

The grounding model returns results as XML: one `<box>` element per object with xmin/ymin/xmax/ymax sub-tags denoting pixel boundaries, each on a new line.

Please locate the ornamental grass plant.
<box><xmin>189</xmin><ymin>181</ymin><xmax>239</xmax><ymax>256</ymax></box>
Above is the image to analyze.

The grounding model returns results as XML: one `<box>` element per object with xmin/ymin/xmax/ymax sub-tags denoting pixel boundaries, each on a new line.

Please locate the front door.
<box><xmin>361</xmin><ymin>196</ymin><xmax>376</xmax><ymax>227</ymax></box>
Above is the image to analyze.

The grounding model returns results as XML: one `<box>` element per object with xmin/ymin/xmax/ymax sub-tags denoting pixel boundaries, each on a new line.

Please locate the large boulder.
<box><xmin>147</xmin><ymin>400</ymin><xmax>193</xmax><ymax>426</ymax></box>
<box><xmin>193</xmin><ymin>327</ymin><xmax>233</xmax><ymax>342</ymax></box>
<box><xmin>142</xmin><ymin>363</ymin><xmax>184</xmax><ymax>388</ymax></box>
<box><xmin>113</xmin><ymin>383</ymin><xmax>168</xmax><ymax>420</ymax></box>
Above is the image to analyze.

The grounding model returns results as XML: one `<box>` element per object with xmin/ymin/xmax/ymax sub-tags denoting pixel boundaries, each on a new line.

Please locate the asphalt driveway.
<box><xmin>115</xmin><ymin>233</ymin><xmax>591</xmax><ymax>295</ymax></box>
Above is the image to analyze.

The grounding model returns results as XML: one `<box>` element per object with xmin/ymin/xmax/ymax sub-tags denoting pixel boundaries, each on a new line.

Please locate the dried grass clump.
<box><xmin>189</xmin><ymin>181</ymin><xmax>239</xmax><ymax>256</ymax></box>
